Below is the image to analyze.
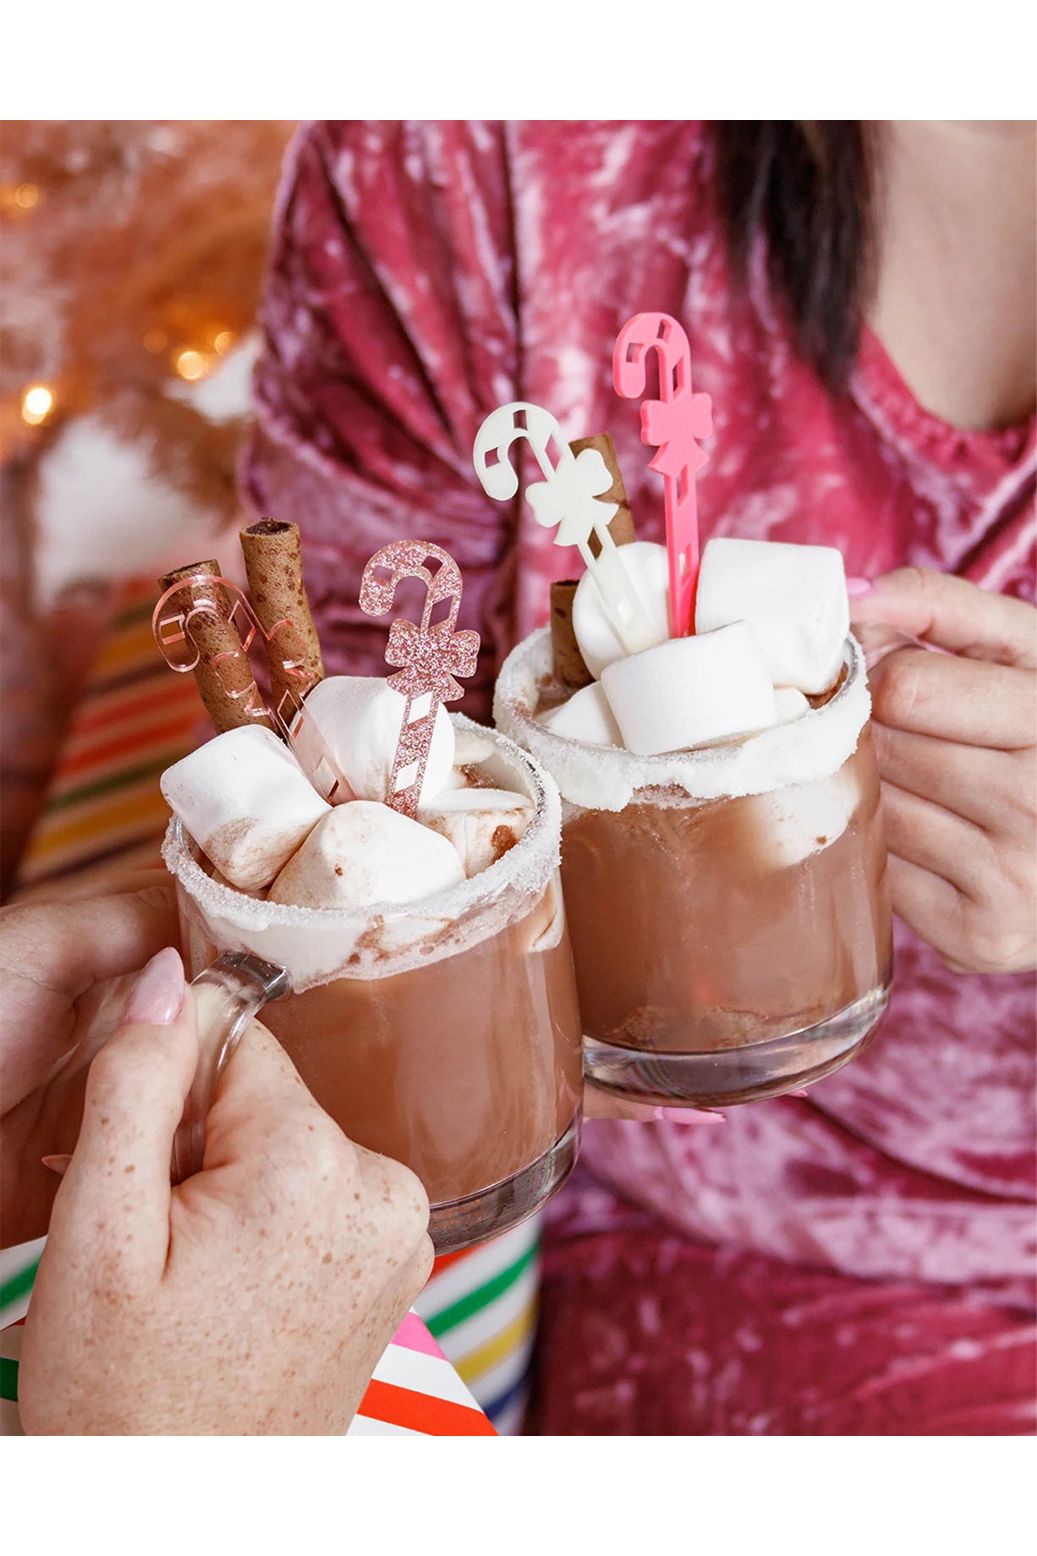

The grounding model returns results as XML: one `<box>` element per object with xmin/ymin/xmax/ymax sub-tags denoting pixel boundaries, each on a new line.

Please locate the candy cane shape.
<box><xmin>359</xmin><ymin>541</ymin><xmax>480</xmax><ymax>819</ymax></box>
<box><xmin>153</xmin><ymin>571</ymin><xmax>342</xmax><ymax>799</ymax></box>
<box><xmin>473</xmin><ymin>401</ymin><xmax>657</xmax><ymax>655</ymax></box>
<box><xmin>154</xmin><ymin>572</ymin><xmax>274</xmax><ymax>726</ymax></box>
<box><xmin>613</xmin><ymin>313</ymin><xmax>713</xmax><ymax>637</ymax></box>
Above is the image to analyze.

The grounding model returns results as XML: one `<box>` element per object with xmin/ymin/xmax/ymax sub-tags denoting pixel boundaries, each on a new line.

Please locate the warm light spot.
<box><xmin>143</xmin><ymin>327</ymin><xmax>169</xmax><ymax>354</ymax></box>
<box><xmin>21</xmin><ymin>383</ymin><xmax>55</xmax><ymax>425</ymax></box>
<box><xmin>2</xmin><ymin>183</ymin><xmax>42</xmax><ymax>213</ymax></box>
<box><xmin>173</xmin><ymin>348</ymin><xmax>210</xmax><ymax>381</ymax></box>
<box><xmin>213</xmin><ymin>329</ymin><xmax>236</xmax><ymax>355</ymax></box>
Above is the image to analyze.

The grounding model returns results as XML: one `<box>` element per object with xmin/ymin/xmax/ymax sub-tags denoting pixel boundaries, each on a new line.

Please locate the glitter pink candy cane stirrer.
<box><xmin>359</xmin><ymin>541</ymin><xmax>480</xmax><ymax>819</ymax></box>
<box><xmin>613</xmin><ymin>313</ymin><xmax>713</xmax><ymax>638</ymax></box>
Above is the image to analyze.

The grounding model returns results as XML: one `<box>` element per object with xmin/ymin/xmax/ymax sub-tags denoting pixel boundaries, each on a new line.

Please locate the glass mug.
<box><xmin>165</xmin><ymin>717</ymin><xmax>583</xmax><ymax>1253</ymax></box>
<box><xmin>495</xmin><ymin>630</ymin><xmax>893</xmax><ymax>1107</ymax></box>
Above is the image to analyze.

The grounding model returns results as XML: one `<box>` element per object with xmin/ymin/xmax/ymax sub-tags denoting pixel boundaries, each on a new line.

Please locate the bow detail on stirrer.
<box><xmin>360</xmin><ymin>541</ymin><xmax>479</xmax><ymax>818</ymax></box>
<box><xmin>642</xmin><ymin>392</ymin><xmax>713</xmax><ymax>479</ymax></box>
<box><xmin>473</xmin><ymin>401</ymin><xmax>657</xmax><ymax>657</ymax></box>
<box><xmin>527</xmin><ymin>447</ymin><xmax>618</xmax><ymax>547</ymax></box>
<box><xmin>613</xmin><ymin>312</ymin><xmax>713</xmax><ymax>637</ymax></box>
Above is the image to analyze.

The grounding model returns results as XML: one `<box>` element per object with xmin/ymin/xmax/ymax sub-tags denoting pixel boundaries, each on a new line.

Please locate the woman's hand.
<box><xmin>17</xmin><ymin>946</ymin><xmax>432</xmax><ymax>1435</ymax></box>
<box><xmin>1</xmin><ymin>876</ymin><xmax>183</xmax><ymax>1246</ymax></box>
<box><xmin>851</xmin><ymin>567</ymin><xmax>1036</xmax><ymax>975</ymax></box>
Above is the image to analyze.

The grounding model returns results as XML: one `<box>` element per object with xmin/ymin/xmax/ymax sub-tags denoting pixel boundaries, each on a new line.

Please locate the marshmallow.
<box><xmin>539</xmin><ymin>683</ymin><xmax>622</xmax><ymax>748</ymax></box>
<box><xmin>601</xmin><ymin>624</ymin><xmax>777</xmax><ymax>757</ymax></box>
<box><xmin>746</xmin><ymin>767</ymin><xmax>861</xmax><ymax>870</ymax></box>
<box><xmin>453</xmin><ymin>726</ymin><xmax>496</xmax><ymax>768</ymax></box>
<box><xmin>161</xmin><ymin>726</ymin><xmax>330</xmax><ymax>891</ymax></box>
<box><xmin>572</xmin><ymin>541</ymin><xmax>670</xmax><ymax>680</ymax></box>
<box><xmin>291</xmin><ymin>675</ymin><xmax>454</xmax><ymax>806</ymax></box>
<box><xmin>435</xmin><ymin>725</ymin><xmax>499</xmax><ymax>790</ymax></box>
<box><xmin>420</xmin><ymin>787</ymin><xmax>533</xmax><ymax>876</ymax></box>
<box><xmin>268</xmin><ymin>800</ymin><xmax>465</xmax><ymax>909</ymax></box>
<box><xmin>695</xmin><ymin>537</ymin><xmax>849</xmax><ymax>695</ymax></box>
<box><xmin>775</xmin><ymin>687</ymin><xmax>810</xmax><ymax>725</ymax></box>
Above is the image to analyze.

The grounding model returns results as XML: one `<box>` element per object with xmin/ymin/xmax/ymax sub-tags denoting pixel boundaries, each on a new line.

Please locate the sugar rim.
<box><xmin>163</xmin><ymin>713</ymin><xmax>562</xmax><ymax>932</ymax></box>
<box><xmin>493</xmin><ymin>628</ymin><xmax>871</xmax><ymax>810</ymax></box>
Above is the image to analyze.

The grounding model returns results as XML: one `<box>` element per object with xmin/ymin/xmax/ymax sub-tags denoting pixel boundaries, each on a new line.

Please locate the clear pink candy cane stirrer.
<box><xmin>613</xmin><ymin>313</ymin><xmax>713</xmax><ymax>638</ymax></box>
<box><xmin>152</xmin><ymin>569</ymin><xmax>345</xmax><ymax>801</ymax></box>
<box><xmin>359</xmin><ymin>541</ymin><xmax>480</xmax><ymax>819</ymax></box>
<box><xmin>473</xmin><ymin>401</ymin><xmax>657</xmax><ymax>655</ymax></box>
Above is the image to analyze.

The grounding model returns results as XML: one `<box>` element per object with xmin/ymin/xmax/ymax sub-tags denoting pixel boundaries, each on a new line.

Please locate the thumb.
<box><xmin>850</xmin><ymin>567</ymin><xmax>1036</xmax><ymax>669</ymax></box>
<box><xmin>49</xmin><ymin>948</ymin><xmax>199</xmax><ymax>1279</ymax></box>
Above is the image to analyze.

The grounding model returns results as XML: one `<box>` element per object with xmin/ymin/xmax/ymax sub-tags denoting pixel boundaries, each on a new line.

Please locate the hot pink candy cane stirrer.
<box><xmin>359</xmin><ymin>541</ymin><xmax>480</xmax><ymax>819</ymax></box>
<box><xmin>613</xmin><ymin>313</ymin><xmax>713</xmax><ymax>637</ymax></box>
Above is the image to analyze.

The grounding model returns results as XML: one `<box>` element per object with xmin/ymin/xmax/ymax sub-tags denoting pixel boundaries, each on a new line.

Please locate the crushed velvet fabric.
<box><xmin>244</xmin><ymin>121</ymin><xmax>1036</xmax><ymax>1434</ymax></box>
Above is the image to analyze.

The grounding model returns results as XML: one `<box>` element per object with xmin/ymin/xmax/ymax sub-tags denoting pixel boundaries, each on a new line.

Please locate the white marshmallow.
<box><xmin>572</xmin><ymin>541</ymin><xmax>670</xmax><ymax>680</ymax></box>
<box><xmin>291</xmin><ymin>675</ymin><xmax>455</xmax><ymax>806</ymax></box>
<box><xmin>435</xmin><ymin>725</ymin><xmax>499</xmax><ymax>791</ymax></box>
<box><xmin>774</xmin><ymin>687</ymin><xmax>811</xmax><ymax>724</ymax></box>
<box><xmin>452</xmin><ymin>726</ymin><xmax>496</xmax><ymax>767</ymax></box>
<box><xmin>268</xmin><ymin>800</ymin><xmax>464</xmax><ymax>909</ymax></box>
<box><xmin>539</xmin><ymin>683</ymin><xmax>622</xmax><ymax>748</ymax></box>
<box><xmin>161</xmin><ymin>726</ymin><xmax>330</xmax><ymax>891</ymax></box>
<box><xmin>746</xmin><ymin>767</ymin><xmax>861</xmax><ymax>870</ymax></box>
<box><xmin>419</xmin><ymin>787</ymin><xmax>534</xmax><ymax>876</ymax></box>
<box><xmin>695</xmin><ymin>537</ymin><xmax>849</xmax><ymax>695</ymax></box>
<box><xmin>601</xmin><ymin>624</ymin><xmax>777</xmax><ymax>757</ymax></box>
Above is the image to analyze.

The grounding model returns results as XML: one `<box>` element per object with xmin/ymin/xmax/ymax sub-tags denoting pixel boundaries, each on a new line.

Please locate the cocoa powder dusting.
<box><xmin>459</xmin><ymin>764</ymin><xmax>496</xmax><ymax>789</ymax></box>
<box><xmin>491</xmin><ymin>825</ymin><xmax>518</xmax><ymax>862</ymax></box>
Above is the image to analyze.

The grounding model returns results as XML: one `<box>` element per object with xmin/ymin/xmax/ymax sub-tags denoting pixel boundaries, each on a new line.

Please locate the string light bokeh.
<box><xmin>0</xmin><ymin>121</ymin><xmax>294</xmax><ymax>462</ymax></box>
<box><xmin>0</xmin><ymin>121</ymin><xmax>295</xmax><ymax>890</ymax></box>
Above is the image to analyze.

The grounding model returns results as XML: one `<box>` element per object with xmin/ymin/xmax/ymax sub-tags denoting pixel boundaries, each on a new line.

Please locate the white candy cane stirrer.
<box><xmin>473</xmin><ymin>401</ymin><xmax>657</xmax><ymax>656</ymax></box>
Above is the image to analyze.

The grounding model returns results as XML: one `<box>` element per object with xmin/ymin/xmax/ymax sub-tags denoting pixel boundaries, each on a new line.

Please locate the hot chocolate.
<box><xmin>166</xmin><ymin>718</ymin><xmax>583</xmax><ymax>1251</ymax></box>
<box><xmin>495</xmin><ymin>629</ymin><xmax>892</xmax><ymax>1106</ymax></box>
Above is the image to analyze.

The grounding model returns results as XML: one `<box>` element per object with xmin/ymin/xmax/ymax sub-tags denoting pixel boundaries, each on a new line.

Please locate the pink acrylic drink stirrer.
<box><xmin>613</xmin><ymin>312</ymin><xmax>713</xmax><ymax>638</ymax></box>
<box><xmin>152</xmin><ymin>569</ymin><xmax>346</xmax><ymax>802</ymax></box>
<box><xmin>359</xmin><ymin>541</ymin><xmax>480</xmax><ymax>819</ymax></box>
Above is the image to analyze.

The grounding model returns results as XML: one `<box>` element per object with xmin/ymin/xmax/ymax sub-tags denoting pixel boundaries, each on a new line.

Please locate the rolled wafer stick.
<box><xmin>550</xmin><ymin>578</ymin><xmax>593</xmax><ymax>689</ymax></box>
<box><xmin>239</xmin><ymin>519</ymin><xmax>325</xmax><ymax>722</ymax></box>
<box><xmin>549</xmin><ymin>434</ymin><xmax>638</xmax><ymax>684</ymax></box>
<box><xmin>569</xmin><ymin>434</ymin><xmax>636</xmax><ymax>553</ymax></box>
<box><xmin>157</xmin><ymin>560</ymin><xmax>274</xmax><ymax>734</ymax></box>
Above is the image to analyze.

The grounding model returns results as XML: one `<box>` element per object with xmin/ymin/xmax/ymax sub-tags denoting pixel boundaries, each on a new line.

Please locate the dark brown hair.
<box><xmin>714</xmin><ymin>122</ymin><xmax>874</xmax><ymax>391</ymax></box>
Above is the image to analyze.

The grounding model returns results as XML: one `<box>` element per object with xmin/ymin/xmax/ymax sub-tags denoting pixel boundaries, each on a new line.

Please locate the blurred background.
<box><xmin>0</xmin><ymin>121</ymin><xmax>296</xmax><ymax>893</ymax></box>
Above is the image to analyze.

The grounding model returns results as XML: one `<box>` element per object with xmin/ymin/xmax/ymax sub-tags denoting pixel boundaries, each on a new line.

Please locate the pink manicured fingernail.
<box><xmin>652</xmin><ymin>1107</ymin><xmax>725</xmax><ymax>1125</ymax></box>
<box><xmin>846</xmin><ymin>576</ymin><xmax>873</xmax><ymax>598</ymax></box>
<box><xmin>787</xmin><ymin>1089</ymin><xmax>810</xmax><ymax>1099</ymax></box>
<box><xmin>123</xmin><ymin>947</ymin><xmax>184</xmax><ymax>1025</ymax></box>
<box><xmin>42</xmin><ymin>1154</ymin><xmax>72</xmax><ymax>1176</ymax></box>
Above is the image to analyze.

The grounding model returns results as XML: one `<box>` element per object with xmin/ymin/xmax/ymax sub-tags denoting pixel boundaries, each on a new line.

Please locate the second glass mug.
<box><xmin>165</xmin><ymin>717</ymin><xmax>584</xmax><ymax>1254</ymax></box>
<box><xmin>495</xmin><ymin>630</ymin><xmax>893</xmax><ymax>1107</ymax></box>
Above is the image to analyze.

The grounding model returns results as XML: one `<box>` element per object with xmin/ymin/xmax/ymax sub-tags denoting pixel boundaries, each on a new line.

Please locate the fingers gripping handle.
<box><xmin>171</xmin><ymin>953</ymin><xmax>291</xmax><ymax>1184</ymax></box>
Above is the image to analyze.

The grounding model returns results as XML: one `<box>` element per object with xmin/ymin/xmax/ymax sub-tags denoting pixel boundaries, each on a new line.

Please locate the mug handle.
<box><xmin>172</xmin><ymin>952</ymin><xmax>291</xmax><ymax>1185</ymax></box>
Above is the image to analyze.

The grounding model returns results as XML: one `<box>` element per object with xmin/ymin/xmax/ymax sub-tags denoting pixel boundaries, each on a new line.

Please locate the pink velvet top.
<box><xmin>244</xmin><ymin>123</ymin><xmax>1036</xmax><ymax>1332</ymax></box>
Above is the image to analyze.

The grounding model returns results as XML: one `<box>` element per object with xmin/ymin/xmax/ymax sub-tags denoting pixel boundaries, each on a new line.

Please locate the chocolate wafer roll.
<box><xmin>158</xmin><ymin>560</ymin><xmax>274</xmax><ymax>734</ymax></box>
<box><xmin>240</xmin><ymin>519</ymin><xmax>325</xmax><ymax>721</ymax></box>
<box><xmin>550</xmin><ymin>578</ymin><xmax>593</xmax><ymax>689</ymax></box>
<box><xmin>569</xmin><ymin>433</ymin><xmax>636</xmax><ymax>552</ymax></box>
